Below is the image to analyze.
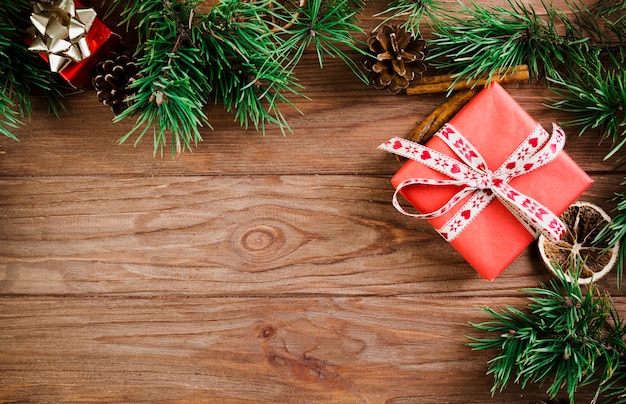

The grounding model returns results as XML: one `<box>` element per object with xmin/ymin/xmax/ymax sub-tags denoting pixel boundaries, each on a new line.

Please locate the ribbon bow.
<box><xmin>379</xmin><ymin>123</ymin><xmax>568</xmax><ymax>243</ymax></box>
<box><xmin>28</xmin><ymin>0</ymin><xmax>97</xmax><ymax>72</ymax></box>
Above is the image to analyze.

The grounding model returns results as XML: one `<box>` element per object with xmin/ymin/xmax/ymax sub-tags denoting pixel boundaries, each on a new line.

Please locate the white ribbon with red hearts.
<box><xmin>379</xmin><ymin>123</ymin><xmax>567</xmax><ymax>243</ymax></box>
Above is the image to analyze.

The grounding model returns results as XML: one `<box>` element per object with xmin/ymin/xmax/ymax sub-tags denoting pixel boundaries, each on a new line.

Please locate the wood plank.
<box><xmin>1</xmin><ymin>66</ymin><xmax>620</xmax><ymax>176</ymax></box>
<box><xmin>2</xmin><ymin>174</ymin><xmax>624</xmax><ymax>297</ymax></box>
<box><xmin>1</xmin><ymin>296</ymin><xmax>620</xmax><ymax>403</ymax></box>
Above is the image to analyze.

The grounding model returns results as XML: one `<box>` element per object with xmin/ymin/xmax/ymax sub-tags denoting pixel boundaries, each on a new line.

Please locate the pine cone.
<box><xmin>92</xmin><ymin>51</ymin><xmax>142</xmax><ymax>115</ymax></box>
<box><xmin>362</xmin><ymin>24</ymin><xmax>429</xmax><ymax>94</ymax></box>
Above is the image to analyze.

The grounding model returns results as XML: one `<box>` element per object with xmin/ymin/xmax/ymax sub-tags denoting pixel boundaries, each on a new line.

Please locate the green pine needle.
<box><xmin>112</xmin><ymin>0</ymin><xmax>210</xmax><ymax>156</ymax></box>
<box><xmin>427</xmin><ymin>0</ymin><xmax>587</xmax><ymax>85</ymax></box>
<box><xmin>274</xmin><ymin>0</ymin><xmax>368</xmax><ymax>82</ymax></box>
<box><xmin>426</xmin><ymin>0</ymin><xmax>624</xmax><ymax>90</ymax></box>
<box><xmin>108</xmin><ymin>0</ymin><xmax>367</xmax><ymax>154</ymax></box>
<box><xmin>594</xmin><ymin>188</ymin><xmax>626</xmax><ymax>288</ymax></box>
<box><xmin>469</xmin><ymin>266</ymin><xmax>626</xmax><ymax>403</ymax></box>
<box><xmin>548</xmin><ymin>50</ymin><xmax>626</xmax><ymax>161</ymax></box>
<box><xmin>200</xmin><ymin>0</ymin><xmax>304</xmax><ymax>133</ymax></box>
<box><xmin>375</xmin><ymin>0</ymin><xmax>443</xmax><ymax>36</ymax></box>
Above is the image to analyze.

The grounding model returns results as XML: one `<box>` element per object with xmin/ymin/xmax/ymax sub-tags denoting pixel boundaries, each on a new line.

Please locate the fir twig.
<box><xmin>108</xmin><ymin>0</ymin><xmax>365</xmax><ymax>155</ymax></box>
<box><xmin>427</xmin><ymin>0</ymin><xmax>589</xmax><ymax>86</ymax></box>
<box><xmin>112</xmin><ymin>0</ymin><xmax>211</xmax><ymax>156</ymax></box>
<box><xmin>426</xmin><ymin>0</ymin><xmax>625</xmax><ymax>92</ymax></box>
<box><xmin>469</xmin><ymin>266</ymin><xmax>626</xmax><ymax>403</ymax></box>
<box><xmin>548</xmin><ymin>50</ymin><xmax>625</xmax><ymax>161</ymax></box>
<box><xmin>199</xmin><ymin>0</ymin><xmax>304</xmax><ymax>133</ymax></box>
<box><xmin>276</xmin><ymin>0</ymin><xmax>368</xmax><ymax>82</ymax></box>
<box><xmin>579</xmin><ymin>0</ymin><xmax>626</xmax><ymax>47</ymax></box>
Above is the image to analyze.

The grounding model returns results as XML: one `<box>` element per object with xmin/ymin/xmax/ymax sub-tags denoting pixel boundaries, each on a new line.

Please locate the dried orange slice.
<box><xmin>538</xmin><ymin>201</ymin><xmax>619</xmax><ymax>284</ymax></box>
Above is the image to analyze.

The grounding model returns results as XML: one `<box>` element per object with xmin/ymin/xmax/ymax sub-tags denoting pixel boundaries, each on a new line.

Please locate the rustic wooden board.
<box><xmin>1</xmin><ymin>175</ymin><xmax>624</xmax><ymax>297</ymax></box>
<box><xmin>2</xmin><ymin>296</ymin><xmax>622</xmax><ymax>403</ymax></box>
<box><xmin>1</xmin><ymin>0</ymin><xmax>624</xmax><ymax>402</ymax></box>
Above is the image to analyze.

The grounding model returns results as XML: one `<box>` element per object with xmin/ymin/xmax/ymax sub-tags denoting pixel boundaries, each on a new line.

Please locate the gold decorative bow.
<box><xmin>28</xmin><ymin>0</ymin><xmax>97</xmax><ymax>72</ymax></box>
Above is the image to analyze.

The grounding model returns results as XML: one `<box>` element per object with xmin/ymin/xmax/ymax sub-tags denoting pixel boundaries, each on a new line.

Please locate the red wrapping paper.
<box><xmin>391</xmin><ymin>83</ymin><xmax>593</xmax><ymax>280</ymax></box>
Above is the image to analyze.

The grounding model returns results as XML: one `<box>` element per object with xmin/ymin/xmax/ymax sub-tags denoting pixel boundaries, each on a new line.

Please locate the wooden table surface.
<box><xmin>2</xmin><ymin>0</ymin><xmax>624</xmax><ymax>402</ymax></box>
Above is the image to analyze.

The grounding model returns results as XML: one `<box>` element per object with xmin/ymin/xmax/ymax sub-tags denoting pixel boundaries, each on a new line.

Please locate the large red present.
<box><xmin>379</xmin><ymin>83</ymin><xmax>593</xmax><ymax>280</ymax></box>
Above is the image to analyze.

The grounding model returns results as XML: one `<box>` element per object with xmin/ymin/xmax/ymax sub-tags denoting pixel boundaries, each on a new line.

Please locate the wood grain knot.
<box><xmin>241</xmin><ymin>225</ymin><xmax>283</xmax><ymax>252</ymax></box>
<box><xmin>230</xmin><ymin>219</ymin><xmax>303</xmax><ymax>265</ymax></box>
<box><xmin>257</xmin><ymin>324</ymin><xmax>277</xmax><ymax>340</ymax></box>
<box><xmin>265</xmin><ymin>352</ymin><xmax>345</xmax><ymax>388</ymax></box>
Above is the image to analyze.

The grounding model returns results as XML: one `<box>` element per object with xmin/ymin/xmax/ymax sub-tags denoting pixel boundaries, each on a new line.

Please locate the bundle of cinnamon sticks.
<box><xmin>407</xmin><ymin>65</ymin><xmax>530</xmax><ymax>143</ymax></box>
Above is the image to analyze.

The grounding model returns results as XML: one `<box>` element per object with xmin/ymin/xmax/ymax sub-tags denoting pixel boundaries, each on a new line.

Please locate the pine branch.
<box><xmin>469</xmin><ymin>266</ymin><xmax>626</xmax><ymax>403</ymax></box>
<box><xmin>548</xmin><ymin>50</ymin><xmax>625</xmax><ymax>161</ymax></box>
<box><xmin>580</xmin><ymin>0</ymin><xmax>626</xmax><ymax>46</ymax></box>
<box><xmin>427</xmin><ymin>0</ymin><xmax>592</xmax><ymax>85</ymax></box>
<box><xmin>112</xmin><ymin>0</ymin><xmax>211</xmax><ymax>156</ymax></box>
<box><xmin>107</xmin><ymin>0</ymin><xmax>367</xmax><ymax>154</ymax></box>
<box><xmin>275</xmin><ymin>0</ymin><xmax>368</xmax><ymax>82</ymax></box>
<box><xmin>426</xmin><ymin>0</ymin><xmax>624</xmax><ymax>90</ymax></box>
<box><xmin>199</xmin><ymin>0</ymin><xmax>303</xmax><ymax>133</ymax></box>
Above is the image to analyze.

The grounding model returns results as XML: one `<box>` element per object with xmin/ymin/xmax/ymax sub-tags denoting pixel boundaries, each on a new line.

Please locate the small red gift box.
<box><xmin>27</xmin><ymin>0</ymin><xmax>123</xmax><ymax>88</ymax></box>
<box><xmin>58</xmin><ymin>10</ymin><xmax>122</xmax><ymax>88</ymax></box>
<box><xmin>380</xmin><ymin>83</ymin><xmax>593</xmax><ymax>280</ymax></box>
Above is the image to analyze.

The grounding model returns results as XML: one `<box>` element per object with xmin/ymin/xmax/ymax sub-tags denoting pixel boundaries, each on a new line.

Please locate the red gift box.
<box><xmin>27</xmin><ymin>0</ymin><xmax>123</xmax><ymax>88</ymax></box>
<box><xmin>380</xmin><ymin>83</ymin><xmax>593</xmax><ymax>280</ymax></box>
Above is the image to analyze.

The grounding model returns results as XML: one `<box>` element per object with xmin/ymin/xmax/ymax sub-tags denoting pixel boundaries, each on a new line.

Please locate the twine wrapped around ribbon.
<box><xmin>379</xmin><ymin>123</ymin><xmax>568</xmax><ymax>243</ymax></box>
<box><xmin>28</xmin><ymin>0</ymin><xmax>97</xmax><ymax>72</ymax></box>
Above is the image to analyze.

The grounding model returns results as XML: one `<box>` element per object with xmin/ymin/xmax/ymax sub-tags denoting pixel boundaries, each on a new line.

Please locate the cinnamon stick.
<box><xmin>408</xmin><ymin>89</ymin><xmax>479</xmax><ymax>144</ymax></box>
<box><xmin>407</xmin><ymin>65</ymin><xmax>530</xmax><ymax>95</ymax></box>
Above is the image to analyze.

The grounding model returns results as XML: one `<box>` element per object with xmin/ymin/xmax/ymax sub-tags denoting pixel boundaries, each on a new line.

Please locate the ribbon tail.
<box><xmin>497</xmin><ymin>198</ymin><xmax>542</xmax><ymax>239</ymax></box>
<box><xmin>494</xmin><ymin>183</ymin><xmax>566</xmax><ymax>243</ymax></box>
